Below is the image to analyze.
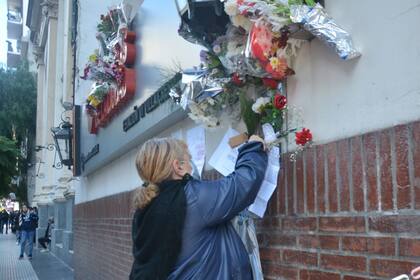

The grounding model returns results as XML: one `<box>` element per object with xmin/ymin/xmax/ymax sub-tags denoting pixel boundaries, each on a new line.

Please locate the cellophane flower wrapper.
<box><xmin>231</xmin><ymin>211</ymin><xmax>264</xmax><ymax>280</ymax></box>
<box><xmin>86</xmin><ymin>82</ymin><xmax>111</xmax><ymax>109</ymax></box>
<box><xmin>214</xmin><ymin>25</ymin><xmax>269</xmax><ymax>78</ymax></box>
<box><xmin>289</xmin><ymin>3</ymin><xmax>361</xmax><ymax>60</ymax></box>
<box><xmin>120</xmin><ymin>0</ymin><xmax>144</xmax><ymax>24</ymax></box>
<box><xmin>245</xmin><ymin>21</ymin><xmax>295</xmax><ymax>80</ymax></box>
<box><xmin>235</xmin><ymin>0</ymin><xmax>291</xmax><ymax>32</ymax></box>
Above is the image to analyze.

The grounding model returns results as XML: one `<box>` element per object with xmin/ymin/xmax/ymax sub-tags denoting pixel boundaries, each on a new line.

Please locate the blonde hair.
<box><xmin>133</xmin><ymin>138</ymin><xmax>189</xmax><ymax>209</ymax></box>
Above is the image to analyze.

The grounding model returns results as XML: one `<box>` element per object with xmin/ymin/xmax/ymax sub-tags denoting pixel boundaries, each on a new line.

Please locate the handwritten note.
<box><xmin>208</xmin><ymin>128</ymin><xmax>240</xmax><ymax>176</ymax></box>
<box><xmin>186</xmin><ymin>126</ymin><xmax>206</xmax><ymax>176</ymax></box>
<box><xmin>248</xmin><ymin>123</ymin><xmax>281</xmax><ymax>218</ymax></box>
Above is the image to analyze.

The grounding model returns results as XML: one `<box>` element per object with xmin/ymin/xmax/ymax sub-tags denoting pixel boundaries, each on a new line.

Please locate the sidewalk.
<box><xmin>0</xmin><ymin>232</ymin><xmax>74</xmax><ymax>280</ymax></box>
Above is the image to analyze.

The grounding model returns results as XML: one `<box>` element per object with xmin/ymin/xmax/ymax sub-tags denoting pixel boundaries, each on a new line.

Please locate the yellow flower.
<box><xmin>269</xmin><ymin>57</ymin><xmax>280</xmax><ymax>70</ymax></box>
<box><xmin>87</xmin><ymin>95</ymin><xmax>101</xmax><ymax>108</ymax></box>
<box><xmin>89</xmin><ymin>53</ymin><xmax>97</xmax><ymax>62</ymax></box>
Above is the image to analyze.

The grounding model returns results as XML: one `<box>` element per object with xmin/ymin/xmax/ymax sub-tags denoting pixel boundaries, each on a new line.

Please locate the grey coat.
<box><xmin>168</xmin><ymin>141</ymin><xmax>268</xmax><ymax>280</ymax></box>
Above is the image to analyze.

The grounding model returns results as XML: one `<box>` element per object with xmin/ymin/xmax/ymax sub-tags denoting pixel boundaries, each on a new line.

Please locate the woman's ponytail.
<box><xmin>133</xmin><ymin>138</ymin><xmax>188</xmax><ymax>210</ymax></box>
<box><xmin>133</xmin><ymin>183</ymin><xmax>159</xmax><ymax>210</ymax></box>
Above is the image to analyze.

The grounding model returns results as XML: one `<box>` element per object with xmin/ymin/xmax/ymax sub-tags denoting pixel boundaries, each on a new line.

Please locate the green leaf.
<box><xmin>305</xmin><ymin>0</ymin><xmax>316</xmax><ymax>7</ymax></box>
<box><xmin>239</xmin><ymin>93</ymin><xmax>260</xmax><ymax>135</ymax></box>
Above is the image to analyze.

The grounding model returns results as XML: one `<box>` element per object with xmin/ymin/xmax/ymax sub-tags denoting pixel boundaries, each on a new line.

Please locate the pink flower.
<box><xmin>250</xmin><ymin>22</ymin><xmax>273</xmax><ymax>63</ymax></box>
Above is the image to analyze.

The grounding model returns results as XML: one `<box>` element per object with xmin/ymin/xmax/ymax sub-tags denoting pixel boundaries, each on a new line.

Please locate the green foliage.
<box><xmin>288</xmin><ymin>0</ymin><xmax>316</xmax><ymax>7</ymax></box>
<box><xmin>239</xmin><ymin>93</ymin><xmax>260</xmax><ymax>135</ymax></box>
<box><xmin>271</xmin><ymin>0</ymin><xmax>317</xmax><ymax>18</ymax></box>
<box><xmin>0</xmin><ymin>60</ymin><xmax>36</xmax><ymax>200</ymax></box>
<box><xmin>261</xmin><ymin>103</ymin><xmax>284</xmax><ymax>132</ymax></box>
<box><xmin>0</xmin><ymin>136</ymin><xmax>19</xmax><ymax>196</ymax></box>
<box><xmin>0</xmin><ymin>61</ymin><xmax>37</xmax><ymax>142</ymax></box>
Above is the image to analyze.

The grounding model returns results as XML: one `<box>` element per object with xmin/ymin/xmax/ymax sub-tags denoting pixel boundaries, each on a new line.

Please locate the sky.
<box><xmin>0</xmin><ymin>0</ymin><xmax>7</xmax><ymax>68</ymax></box>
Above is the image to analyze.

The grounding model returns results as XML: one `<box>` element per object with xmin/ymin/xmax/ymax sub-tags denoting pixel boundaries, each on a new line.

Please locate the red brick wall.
<box><xmin>74</xmin><ymin>121</ymin><xmax>420</xmax><ymax>280</ymax></box>
<box><xmin>74</xmin><ymin>191</ymin><xmax>134</xmax><ymax>280</ymax></box>
<box><xmin>258</xmin><ymin>121</ymin><xmax>420</xmax><ymax>280</ymax></box>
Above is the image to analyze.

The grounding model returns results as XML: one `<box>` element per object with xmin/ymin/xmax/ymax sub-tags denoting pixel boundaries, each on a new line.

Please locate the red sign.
<box><xmin>90</xmin><ymin>29</ymin><xmax>137</xmax><ymax>134</ymax></box>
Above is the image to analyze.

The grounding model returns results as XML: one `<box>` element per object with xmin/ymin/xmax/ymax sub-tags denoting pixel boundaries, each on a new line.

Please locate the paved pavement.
<box><xmin>0</xmin><ymin>231</ymin><xmax>38</xmax><ymax>280</ymax></box>
<box><xmin>0</xmin><ymin>231</ymin><xmax>74</xmax><ymax>280</ymax></box>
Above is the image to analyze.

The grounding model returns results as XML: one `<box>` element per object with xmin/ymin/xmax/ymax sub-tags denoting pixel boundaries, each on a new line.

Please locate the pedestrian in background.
<box><xmin>130</xmin><ymin>136</ymin><xmax>267</xmax><ymax>280</ymax></box>
<box><xmin>14</xmin><ymin>210</ymin><xmax>21</xmax><ymax>244</ymax></box>
<box><xmin>38</xmin><ymin>217</ymin><xmax>54</xmax><ymax>252</ymax></box>
<box><xmin>19</xmin><ymin>205</ymin><xmax>38</xmax><ymax>260</ymax></box>
<box><xmin>0</xmin><ymin>209</ymin><xmax>9</xmax><ymax>234</ymax></box>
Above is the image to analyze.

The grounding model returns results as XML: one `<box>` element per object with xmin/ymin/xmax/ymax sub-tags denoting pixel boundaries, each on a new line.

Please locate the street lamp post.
<box><xmin>51</xmin><ymin>122</ymin><xmax>73</xmax><ymax>170</ymax></box>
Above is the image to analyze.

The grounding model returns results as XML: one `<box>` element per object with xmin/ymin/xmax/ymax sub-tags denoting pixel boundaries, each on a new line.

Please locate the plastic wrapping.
<box><xmin>231</xmin><ymin>211</ymin><xmax>264</xmax><ymax>280</ymax></box>
<box><xmin>290</xmin><ymin>3</ymin><xmax>361</xmax><ymax>60</ymax></box>
<box><xmin>213</xmin><ymin>24</ymin><xmax>277</xmax><ymax>78</ymax></box>
<box><xmin>121</xmin><ymin>0</ymin><xmax>144</xmax><ymax>24</ymax></box>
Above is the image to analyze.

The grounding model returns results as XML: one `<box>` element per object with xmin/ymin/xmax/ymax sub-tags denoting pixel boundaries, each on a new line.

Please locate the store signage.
<box><xmin>123</xmin><ymin>72</ymin><xmax>182</xmax><ymax>132</ymax></box>
<box><xmin>81</xmin><ymin>144</ymin><xmax>100</xmax><ymax>170</ymax></box>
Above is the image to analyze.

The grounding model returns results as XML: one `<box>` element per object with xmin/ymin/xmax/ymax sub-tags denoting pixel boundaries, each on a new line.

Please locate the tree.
<box><xmin>0</xmin><ymin>60</ymin><xmax>37</xmax><ymax>202</ymax></box>
<box><xmin>0</xmin><ymin>61</ymin><xmax>37</xmax><ymax>141</ymax></box>
<box><xmin>0</xmin><ymin>136</ymin><xmax>19</xmax><ymax>197</ymax></box>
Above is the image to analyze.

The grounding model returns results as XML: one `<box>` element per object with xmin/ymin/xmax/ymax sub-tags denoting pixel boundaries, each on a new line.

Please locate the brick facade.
<box><xmin>74</xmin><ymin>192</ymin><xmax>134</xmax><ymax>280</ymax></box>
<box><xmin>74</xmin><ymin>121</ymin><xmax>420</xmax><ymax>280</ymax></box>
<box><xmin>258</xmin><ymin>121</ymin><xmax>420</xmax><ymax>279</ymax></box>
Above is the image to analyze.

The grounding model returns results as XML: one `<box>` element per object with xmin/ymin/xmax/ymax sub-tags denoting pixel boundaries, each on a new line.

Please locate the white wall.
<box><xmin>76</xmin><ymin>0</ymin><xmax>420</xmax><ymax>204</ymax></box>
<box><xmin>287</xmin><ymin>0</ymin><xmax>420</xmax><ymax>145</ymax></box>
<box><xmin>75</xmin><ymin>117</ymin><xmax>244</xmax><ymax>204</ymax></box>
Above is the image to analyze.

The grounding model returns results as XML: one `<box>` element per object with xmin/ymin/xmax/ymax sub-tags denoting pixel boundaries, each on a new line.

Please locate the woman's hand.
<box><xmin>249</xmin><ymin>135</ymin><xmax>266</xmax><ymax>151</ymax></box>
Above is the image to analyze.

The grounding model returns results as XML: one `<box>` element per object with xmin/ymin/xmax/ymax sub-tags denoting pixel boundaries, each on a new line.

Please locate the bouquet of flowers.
<box><xmin>97</xmin><ymin>8</ymin><xmax>121</xmax><ymax>43</ymax></box>
<box><xmin>85</xmin><ymin>82</ymin><xmax>112</xmax><ymax>114</ymax></box>
<box><xmin>80</xmin><ymin>51</ymin><xmax>125</xmax><ymax>86</ymax></box>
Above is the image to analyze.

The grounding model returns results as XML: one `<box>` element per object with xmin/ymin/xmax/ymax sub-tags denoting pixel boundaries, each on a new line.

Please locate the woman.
<box><xmin>130</xmin><ymin>135</ymin><xmax>267</xmax><ymax>280</ymax></box>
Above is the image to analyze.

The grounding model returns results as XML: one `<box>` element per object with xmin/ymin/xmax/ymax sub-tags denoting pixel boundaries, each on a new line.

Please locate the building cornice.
<box><xmin>36</xmin><ymin>0</ymin><xmax>58</xmax><ymax>50</ymax></box>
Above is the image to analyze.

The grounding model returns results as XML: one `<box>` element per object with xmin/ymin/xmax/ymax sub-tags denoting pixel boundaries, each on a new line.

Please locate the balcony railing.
<box><xmin>7</xmin><ymin>10</ymin><xmax>22</xmax><ymax>24</ymax></box>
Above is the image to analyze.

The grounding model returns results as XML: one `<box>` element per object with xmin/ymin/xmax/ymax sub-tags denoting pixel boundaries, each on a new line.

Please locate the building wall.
<box><xmin>74</xmin><ymin>120</ymin><xmax>420</xmax><ymax>280</ymax></box>
<box><xmin>258</xmin><ymin>121</ymin><xmax>420</xmax><ymax>279</ymax></box>
<box><xmin>73</xmin><ymin>0</ymin><xmax>420</xmax><ymax>279</ymax></box>
<box><xmin>287</xmin><ymin>0</ymin><xmax>420</xmax><ymax>146</ymax></box>
<box><xmin>76</xmin><ymin>0</ymin><xmax>420</xmax><ymax>204</ymax></box>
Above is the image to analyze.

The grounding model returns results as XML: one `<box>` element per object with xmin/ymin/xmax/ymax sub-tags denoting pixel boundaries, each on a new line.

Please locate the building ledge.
<box><xmin>81</xmin><ymin>98</ymin><xmax>187</xmax><ymax>176</ymax></box>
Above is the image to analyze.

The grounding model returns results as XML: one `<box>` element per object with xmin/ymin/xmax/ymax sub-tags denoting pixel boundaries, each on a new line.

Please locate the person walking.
<box><xmin>19</xmin><ymin>205</ymin><xmax>38</xmax><ymax>260</ymax></box>
<box><xmin>130</xmin><ymin>136</ymin><xmax>267</xmax><ymax>280</ymax></box>
<box><xmin>14</xmin><ymin>210</ymin><xmax>21</xmax><ymax>244</ymax></box>
<box><xmin>0</xmin><ymin>209</ymin><xmax>9</xmax><ymax>234</ymax></box>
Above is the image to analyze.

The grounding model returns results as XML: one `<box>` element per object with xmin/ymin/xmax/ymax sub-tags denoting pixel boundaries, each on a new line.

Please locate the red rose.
<box><xmin>295</xmin><ymin>128</ymin><xmax>313</xmax><ymax>146</ymax></box>
<box><xmin>232</xmin><ymin>73</ymin><xmax>245</xmax><ymax>86</ymax></box>
<box><xmin>262</xmin><ymin>78</ymin><xmax>279</xmax><ymax>89</ymax></box>
<box><xmin>273</xmin><ymin>94</ymin><xmax>287</xmax><ymax>110</ymax></box>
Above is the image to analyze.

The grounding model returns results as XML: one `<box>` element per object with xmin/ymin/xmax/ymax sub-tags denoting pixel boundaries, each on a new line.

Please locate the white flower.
<box><xmin>188</xmin><ymin>101</ymin><xmax>219</xmax><ymax>127</ymax></box>
<box><xmin>231</xmin><ymin>15</ymin><xmax>252</xmax><ymax>32</ymax></box>
<box><xmin>206</xmin><ymin>97</ymin><xmax>216</xmax><ymax>106</ymax></box>
<box><xmin>252</xmin><ymin>97</ymin><xmax>271</xmax><ymax>114</ymax></box>
<box><xmin>227</xmin><ymin>41</ymin><xmax>243</xmax><ymax>57</ymax></box>
<box><xmin>213</xmin><ymin>44</ymin><xmax>222</xmax><ymax>54</ymax></box>
<box><xmin>224</xmin><ymin>0</ymin><xmax>239</xmax><ymax>16</ymax></box>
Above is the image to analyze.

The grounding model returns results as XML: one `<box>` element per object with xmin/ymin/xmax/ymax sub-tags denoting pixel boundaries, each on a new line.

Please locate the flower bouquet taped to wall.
<box><xmin>80</xmin><ymin>0</ymin><xmax>143</xmax><ymax>133</ymax></box>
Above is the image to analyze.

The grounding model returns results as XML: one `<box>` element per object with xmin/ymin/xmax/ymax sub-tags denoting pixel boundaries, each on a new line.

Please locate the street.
<box><xmin>0</xmin><ymin>232</ymin><xmax>73</xmax><ymax>280</ymax></box>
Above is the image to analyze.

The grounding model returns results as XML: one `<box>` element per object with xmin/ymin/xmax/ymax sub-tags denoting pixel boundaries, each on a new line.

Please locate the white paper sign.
<box><xmin>208</xmin><ymin>128</ymin><xmax>240</xmax><ymax>176</ymax></box>
<box><xmin>186</xmin><ymin>126</ymin><xmax>206</xmax><ymax>176</ymax></box>
<box><xmin>248</xmin><ymin>197</ymin><xmax>268</xmax><ymax>218</ymax></box>
<box><xmin>248</xmin><ymin>124</ymin><xmax>281</xmax><ymax>218</ymax></box>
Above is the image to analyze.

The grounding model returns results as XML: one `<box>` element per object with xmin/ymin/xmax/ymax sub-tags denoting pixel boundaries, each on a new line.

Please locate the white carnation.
<box><xmin>252</xmin><ymin>97</ymin><xmax>271</xmax><ymax>114</ymax></box>
<box><xmin>227</xmin><ymin>41</ymin><xmax>243</xmax><ymax>57</ymax></box>
<box><xmin>224</xmin><ymin>0</ymin><xmax>239</xmax><ymax>16</ymax></box>
<box><xmin>213</xmin><ymin>44</ymin><xmax>222</xmax><ymax>54</ymax></box>
<box><xmin>231</xmin><ymin>15</ymin><xmax>252</xmax><ymax>32</ymax></box>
